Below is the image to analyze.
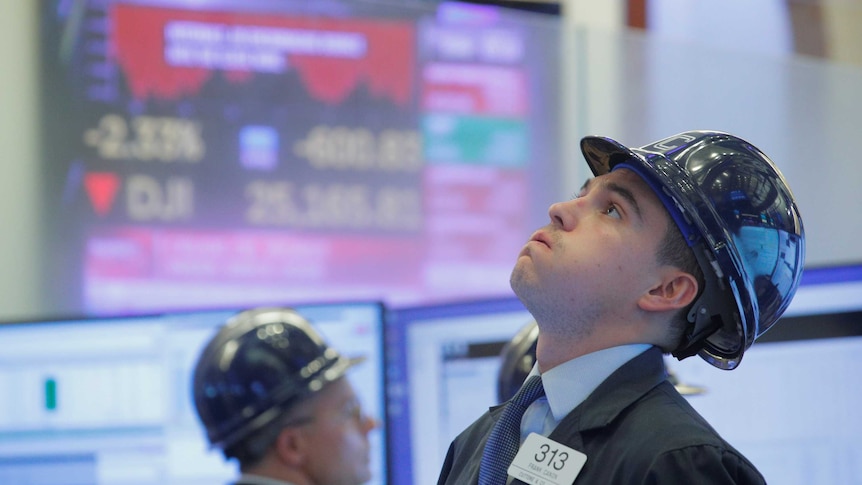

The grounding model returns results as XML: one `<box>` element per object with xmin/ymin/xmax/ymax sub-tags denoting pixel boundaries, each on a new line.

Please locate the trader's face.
<box><xmin>299</xmin><ymin>377</ymin><xmax>378</xmax><ymax>485</ymax></box>
<box><xmin>510</xmin><ymin>168</ymin><xmax>671</xmax><ymax>330</ymax></box>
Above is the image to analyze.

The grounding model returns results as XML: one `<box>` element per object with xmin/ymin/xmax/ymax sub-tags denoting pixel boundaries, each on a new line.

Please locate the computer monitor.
<box><xmin>385</xmin><ymin>265</ymin><xmax>862</xmax><ymax>485</ymax></box>
<box><xmin>665</xmin><ymin>264</ymin><xmax>862</xmax><ymax>484</ymax></box>
<box><xmin>386</xmin><ymin>296</ymin><xmax>533</xmax><ymax>485</ymax></box>
<box><xmin>0</xmin><ymin>301</ymin><xmax>387</xmax><ymax>485</ymax></box>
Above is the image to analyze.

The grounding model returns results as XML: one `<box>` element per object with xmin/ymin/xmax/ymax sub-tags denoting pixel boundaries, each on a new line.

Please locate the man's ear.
<box><xmin>639</xmin><ymin>270</ymin><xmax>699</xmax><ymax>312</ymax></box>
<box><xmin>272</xmin><ymin>426</ymin><xmax>306</xmax><ymax>467</ymax></box>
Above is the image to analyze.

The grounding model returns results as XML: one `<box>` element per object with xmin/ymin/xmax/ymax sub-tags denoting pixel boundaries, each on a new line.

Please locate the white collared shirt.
<box><xmin>234</xmin><ymin>473</ymin><xmax>298</xmax><ymax>485</ymax></box>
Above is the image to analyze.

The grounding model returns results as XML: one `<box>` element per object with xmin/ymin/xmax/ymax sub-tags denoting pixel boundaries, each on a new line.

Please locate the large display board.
<box><xmin>0</xmin><ymin>301</ymin><xmax>387</xmax><ymax>485</ymax></box>
<box><xmin>40</xmin><ymin>0</ymin><xmax>561</xmax><ymax>316</ymax></box>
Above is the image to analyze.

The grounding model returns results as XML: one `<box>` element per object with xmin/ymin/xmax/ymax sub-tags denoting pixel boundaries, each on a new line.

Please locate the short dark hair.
<box><xmin>656</xmin><ymin>220</ymin><xmax>705</xmax><ymax>352</ymax></box>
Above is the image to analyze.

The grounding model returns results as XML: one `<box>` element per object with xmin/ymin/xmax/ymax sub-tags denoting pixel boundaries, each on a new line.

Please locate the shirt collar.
<box><xmin>530</xmin><ymin>344</ymin><xmax>652</xmax><ymax>422</ymax></box>
<box><xmin>235</xmin><ymin>473</ymin><xmax>298</xmax><ymax>485</ymax></box>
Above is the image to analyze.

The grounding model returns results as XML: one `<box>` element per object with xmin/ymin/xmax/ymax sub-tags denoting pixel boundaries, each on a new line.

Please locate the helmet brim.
<box><xmin>307</xmin><ymin>354</ymin><xmax>366</xmax><ymax>393</ymax></box>
<box><xmin>580</xmin><ymin>136</ymin><xmax>639</xmax><ymax>177</ymax></box>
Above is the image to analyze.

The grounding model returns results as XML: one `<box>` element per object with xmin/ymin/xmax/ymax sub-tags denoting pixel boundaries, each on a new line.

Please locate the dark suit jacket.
<box><xmin>438</xmin><ymin>346</ymin><xmax>765</xmax><ymax>484</ymax></box>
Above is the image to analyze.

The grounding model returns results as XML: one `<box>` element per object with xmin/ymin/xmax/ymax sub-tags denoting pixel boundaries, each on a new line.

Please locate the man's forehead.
<box><xmin>583</xmin><ymin>167</ymin><xmax>654</xmax><ymax>194</ymax></box>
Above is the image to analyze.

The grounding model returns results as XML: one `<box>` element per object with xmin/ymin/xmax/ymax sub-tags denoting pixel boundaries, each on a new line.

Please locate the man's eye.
<box><xmin>606</xmin><ymin>205</ymin><xmax>621</xmax><ymax>219</ymax></box>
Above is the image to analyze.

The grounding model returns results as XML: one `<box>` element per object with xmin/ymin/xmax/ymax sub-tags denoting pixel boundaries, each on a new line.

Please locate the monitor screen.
<box><xmin>665</xmin><ymin>264</ymin><xmax>862</xmax><ymax>485</ymax></box>
<box><xmin>386</xmin><ymin>296</ymin><xmax>533</xmax><ymax>485</ymax></box>
<box><xmin>39</xmin><ymin>0</ymin><xmax>561</xmax><ymax>317</ymax></box>
<box><xmin>0</xmin><ymin>301</ymin><xmax>387</xmax><ymax>485</ymax></box>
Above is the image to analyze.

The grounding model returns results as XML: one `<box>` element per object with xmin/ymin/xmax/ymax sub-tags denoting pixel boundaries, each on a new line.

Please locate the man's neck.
<box><xmin>536</xmin><ymin>333</ymin><xmax>616</xmax><ymax>372</ymax></box>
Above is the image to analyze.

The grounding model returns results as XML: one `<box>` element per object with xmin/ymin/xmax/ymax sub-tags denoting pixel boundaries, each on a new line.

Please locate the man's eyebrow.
<box><xmin>606</xmin><ymin>180</ymin><xmax>643</xmax><ymax>221</ymax></box>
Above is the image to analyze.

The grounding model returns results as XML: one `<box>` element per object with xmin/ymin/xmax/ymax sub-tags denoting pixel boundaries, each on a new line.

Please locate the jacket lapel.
<box><xmin>547</xmin><ymin>346</ymin><xmax>668</xmax><ymax>450</ymax></box>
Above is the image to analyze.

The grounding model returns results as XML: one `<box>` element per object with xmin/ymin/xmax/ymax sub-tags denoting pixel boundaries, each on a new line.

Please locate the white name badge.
<box><xmin>507</xmin><ymin>433</ymin><xmax>587</xmax><ymax>485</ymax></box>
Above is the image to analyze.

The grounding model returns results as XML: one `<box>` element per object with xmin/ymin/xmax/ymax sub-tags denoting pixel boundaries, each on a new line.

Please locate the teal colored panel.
<box><xmin>423</xmin><ymin>114</ymin><xmax>529</xmax><ymax>167</ymax></box>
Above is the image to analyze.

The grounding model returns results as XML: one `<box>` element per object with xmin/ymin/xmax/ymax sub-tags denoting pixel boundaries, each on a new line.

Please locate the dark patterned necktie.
<box><xmin>478</xmin><ymin>375</ymin><xmax>545</xmax><ymax>485</ymax></box>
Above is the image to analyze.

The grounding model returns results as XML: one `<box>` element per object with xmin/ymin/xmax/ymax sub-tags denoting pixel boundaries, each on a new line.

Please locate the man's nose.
<box><xmin>362</xmin><ymin>413</ymin><xmax>379</xmax><ymax>432</ymax></box>
<box><xmin>547</xmin><ymin>198</ymin><xmax>581</xmax><ymax>231</ymax></box>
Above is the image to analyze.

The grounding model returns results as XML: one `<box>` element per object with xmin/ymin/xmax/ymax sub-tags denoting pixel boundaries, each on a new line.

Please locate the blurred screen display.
<box><xmin>386</xmin><ymin>296</ymin><xmax>533</xmax><ymax>485</ymax></box>
<box><xmin>40</xmin><ymin>0</ymin><xmax>561</xmax><ymax>316</ymax></box>
<box><xmin>0</xmin><ymin>301</ymin><xmax>387</xmax><ymax>485</ymax></box>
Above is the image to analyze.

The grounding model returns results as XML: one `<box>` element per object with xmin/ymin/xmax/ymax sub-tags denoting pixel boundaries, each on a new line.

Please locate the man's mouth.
<box><xmin>530</xmin><ymin>231</ymin><xmax>551</xmax><ymax>249</ymax></box>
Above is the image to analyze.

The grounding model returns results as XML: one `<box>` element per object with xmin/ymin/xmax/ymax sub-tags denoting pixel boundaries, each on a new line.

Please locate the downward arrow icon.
<box><xmin>84</xmin><ymin>172</ymin><xmax>120</xmax><ymax>216</ymax></box>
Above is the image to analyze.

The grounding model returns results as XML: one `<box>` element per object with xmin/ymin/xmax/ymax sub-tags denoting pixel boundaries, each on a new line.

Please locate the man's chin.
<box><xmin>509</xmin><ymin>270</ymin><xmax>520</xmax><ymax>295</ymax></box>
<box><xmin>509</xmin><ymin>262</ymin><xmax>532</xmax><ymax>296</ymax></box>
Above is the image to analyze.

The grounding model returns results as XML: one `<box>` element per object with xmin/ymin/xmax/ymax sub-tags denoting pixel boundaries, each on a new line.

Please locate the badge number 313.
<box><xmin>508</xmin><ymin>433</ymin><xmax>587</xmax><ymax>485</ymax></box>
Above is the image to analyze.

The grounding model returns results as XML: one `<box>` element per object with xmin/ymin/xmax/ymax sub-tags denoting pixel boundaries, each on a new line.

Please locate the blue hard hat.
<box><xmin>192</xmin><ymin>308</ymin><xmax>362</xmax><ymax>450</ymax></box>
<box><xmin>580</xmin><ymin>131</ymin><xmax>805</xmax><ymax>369</ymax></box>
